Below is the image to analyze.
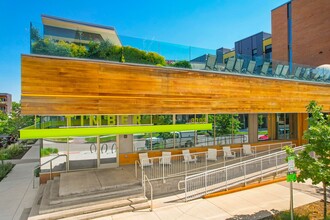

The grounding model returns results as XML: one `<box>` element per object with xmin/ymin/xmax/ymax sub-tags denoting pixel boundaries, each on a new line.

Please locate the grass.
<box><xmin>0</xmin><ymin>163</ymin><xmax>14</xmax><ymax>181</ymax></box>
<box><xmin>273</xmin><ymin>200</ymin><xmax>330</xmax><ymax>220</ymax></box>
<box><xmin>0</xmin><ymin>143</ymin><xmax>25</xmax><ymax>160</ymax></box>
<box><xmin>41</xmin><ymin>148</ymin><xmax>59</xmax><ymax>157</ymax></box>
<box><xmin>85</xmin><ymin>136</ymin><xmax>116</xmax><ymax>143</ymax></box>
<box><xmin>44</xmin><ymin>138</ymin><xmax>72</xmax><ymax>143</ymax></box>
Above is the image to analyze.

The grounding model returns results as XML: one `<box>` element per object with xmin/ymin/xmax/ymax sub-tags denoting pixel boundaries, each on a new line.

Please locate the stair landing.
<box><xmin>59</xmin><ymin>166</ymin><xmax>138</xmax><ymax>196</ymax></box>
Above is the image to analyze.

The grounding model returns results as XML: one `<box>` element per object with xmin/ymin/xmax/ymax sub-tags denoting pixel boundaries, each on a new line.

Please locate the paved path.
<box><xmin>94</xmin><ymin>182</ymin><xmax>321</xmax><ymax>220</ymax></box>
<box><xmin>0</xmin><ymin>143</ymin><xmax>39</xmax><ymax>220</ymax></box>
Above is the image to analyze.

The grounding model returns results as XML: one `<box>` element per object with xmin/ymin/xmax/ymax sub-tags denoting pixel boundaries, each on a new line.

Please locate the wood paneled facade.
<box><xmin>22</xmin><ymin>55</ymin><xmax>330</xmax><ymax>115</ymax></box>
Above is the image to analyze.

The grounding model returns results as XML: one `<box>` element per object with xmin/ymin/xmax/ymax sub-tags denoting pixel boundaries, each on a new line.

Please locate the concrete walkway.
<box><xmin>0</xmin><ymin>143</ymin><xmax>39</xmax><ymax>220</ymax></box>
<box><xmin>94</xmin><ymin>181</ymin><xmax>322</xmax><ymax>220</ymax></box>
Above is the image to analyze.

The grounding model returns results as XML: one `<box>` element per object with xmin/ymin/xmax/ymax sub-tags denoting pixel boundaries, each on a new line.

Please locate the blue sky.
<box><xmin>0</xmin><ymin>0</ymin><xmax>288</xmax><ymax>101</ymax></box>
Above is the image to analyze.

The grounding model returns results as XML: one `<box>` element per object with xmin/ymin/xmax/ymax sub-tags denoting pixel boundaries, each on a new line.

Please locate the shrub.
<box><xmin>41</xmin><ymin>148</ymin><xmax>59</xmax><ymax>157</ymax></box>
<box><xmin>274</xmin><ymin>211</ymin><xmax>310</xmax><ymax>220</ymax></box>
<box><xmin>0</xmin><ymin>163</ymin><xmax>14</xmax><ymax>181</ymax></box>
<box><xmin>0</xmin><ymin>144</ymin><xmax>25</xmax><ymax>160</ymax></box>
<box><xmin>171</xmin><ymin>60</ymin><xmax>192</xmax><ymax>69</ymax></box>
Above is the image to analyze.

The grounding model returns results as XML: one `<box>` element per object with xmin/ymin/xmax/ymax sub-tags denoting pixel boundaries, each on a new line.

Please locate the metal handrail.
<box><xmin>33</xmin><ymin>154</ymin><xmax>68</xmax><ymax>188</ymax></box>
<box><xmin>134</xmin><ymin>141</ymin><xmax>293</xmax><ymax>182</ymax></box>
<box><xmin>143</xmin><ymin>175</ymin><xmax>153</xmax><ymax>211</ymax></box>
<box><xmin>179</xmin><ymin>145</ymin><xmax>304</xmax><ymax>201</ymax></box>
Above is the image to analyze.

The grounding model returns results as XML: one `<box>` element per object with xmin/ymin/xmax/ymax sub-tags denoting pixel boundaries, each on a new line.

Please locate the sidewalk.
<box><xmin>0</xmin><ymin>143</ymin><xmax>39</xmax><ymax>220</ymax></box>
<box><xmin>94</xmin><ymin>181</ymin><xmax>321</xmax><ymax>220</ymax></box>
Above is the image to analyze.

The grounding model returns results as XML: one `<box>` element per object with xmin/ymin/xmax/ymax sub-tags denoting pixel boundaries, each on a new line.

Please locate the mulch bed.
<box><xmin>292</xmin><ymin>200</ymin><xmax>330</xmax><ymax>220</ymax></box>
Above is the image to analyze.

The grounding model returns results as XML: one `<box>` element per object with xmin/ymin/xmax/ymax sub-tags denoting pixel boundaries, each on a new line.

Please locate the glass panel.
<box><xmin>276</xmin><ymin>113</ymin><xmax>289</xmax><ymax>140</ymax></box>
<box><xmin>41</xmin><ymin>138</ymin><xmax>67</xmax><ymax>173</ymax></box>
<box><xmin>236</xmin><ymin>114</ymin><xmax>248</xmax><ymax>144</ymax></box>
<box><xmin>151</xmin><ymin>115</ymin><xmax>173</xmax><ymax>150</ymax></box>
<box><xmin>214</xmin><ymin>114</ymin><xmax>234</xmax><ymax>145</ymax></box>
<box><xmin>99</xmin><ymin>135</ymin><xmax>117</xmax><ymax>165</ymax></box>
<box><xmin>134</xmin><ymin>115</ymin><xmax>151</xmax><ymax>151</ymax></box>
<box><xmin>69</xmin><ymin>136</ymin><xmax>97</xmax><ymax>170</ymax></box>
<box><xmin>258</xmin><ymin>114</ymin><xmax>269</xmax><ymax>141</ymax></box>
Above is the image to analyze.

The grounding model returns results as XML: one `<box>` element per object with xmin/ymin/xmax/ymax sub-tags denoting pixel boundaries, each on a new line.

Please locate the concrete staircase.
<box><xmin>28</xmin><ymin>176</ymin><xmax>149</xmax><ymax>220</ymax></box>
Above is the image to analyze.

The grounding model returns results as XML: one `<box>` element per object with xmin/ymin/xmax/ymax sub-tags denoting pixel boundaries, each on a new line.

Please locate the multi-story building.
<box><xmin>235</xmin><ymin>31</ymin><xmax>272</xmax><ymax>62</ymax></box>
<box><xmin>41</xmin><ymin>14</ymin><xmax>122</xmax><ymax>46</ymax></box>
<box><xmin>272</xmin><ymin>0</ymin><xmax>330</xmax><ymax>67</ymax></box>
<box><xmin>0</xmin><ymin>93</ymin><xmax>12</xmax><ymax>115</ymax></box>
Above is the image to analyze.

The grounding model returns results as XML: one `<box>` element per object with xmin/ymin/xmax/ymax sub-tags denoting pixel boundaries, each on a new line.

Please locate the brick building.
<box><xmin>0</xmin><ymin>93</ymin><xmax>12</xmax><ymax>115</ymax></box>
<box><xmin>272</xmin><ymin>0</ymin><xmax>330</xmax><ymax>67</ymax></box>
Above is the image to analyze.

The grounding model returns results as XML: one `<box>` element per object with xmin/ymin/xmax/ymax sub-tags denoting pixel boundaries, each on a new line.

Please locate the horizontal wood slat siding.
<box><xmin>21</xmin><ymin>55</ymin><xmax>330</xmax><ymax>115</ymax></box>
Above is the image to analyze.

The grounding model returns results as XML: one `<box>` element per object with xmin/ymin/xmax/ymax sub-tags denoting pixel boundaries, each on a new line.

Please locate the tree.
<box><xmin>208</xmin><ymin>114</ymin><xmax>241</xmax><ymax>136</ymax></box>
<box><xmin>171</xmin><ymin>60</ymin><xmax>192</xmax><ymax>69</ymax></box>
<box><xmin>285</xmin><ymin>101</ymin><xmax>330</xmax><ymax>219</ymax></box>
<box><xmin>258</xmin><ymin>114</ymin><xmax>264</xmax><ymax>128</ymax></box>
<box><xmin>0</xmin><ymin>102</ymin><xmax>34</xmax><ymax>141</ymax></box>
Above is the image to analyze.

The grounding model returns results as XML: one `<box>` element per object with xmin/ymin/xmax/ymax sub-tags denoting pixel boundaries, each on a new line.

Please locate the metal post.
<box><xmin>225</xmin><ymin>167</ymin><xmax>228</xmax><ymax>190</ymax></box>
<box><xmin>290</xmin><ymin>181</ymin><xmax>294</xmax><ymax>220</ymax></box>
<box><xmin>244</xmin><ymin>162</ymin><xmax>246</xmax><ymax>186</ymax></box>
<box><xmin>50</xmin><ymin>160</ymin><xmax>52</xmax><ymax>180</ymax></box>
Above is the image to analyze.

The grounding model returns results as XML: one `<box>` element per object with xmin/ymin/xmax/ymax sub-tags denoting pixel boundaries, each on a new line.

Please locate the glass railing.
<box><xmin>29</xmin><ymin>22</ymin><xmax>330</xmax><ymax>84</ymax></box>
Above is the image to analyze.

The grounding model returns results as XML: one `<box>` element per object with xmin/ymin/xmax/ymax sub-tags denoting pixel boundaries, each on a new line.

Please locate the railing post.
<box><xmin>205</xmin><ymin>152</ymin><xmax>208</xmax><ymax>172</ymax></box>
<box><xmin>244</xmin><ymin>162</ymin><xmax>246</xmax><ymax>186</ymax></box>
<box><xmin>162</xmin><ymin>160</ymin><xmax>165</xmax><ymax>183</ymax></box>
<box><xmin>275</xmin><ymin>152</ymin><xmax>278</xmax><ymax>175</ymax></box>
<box><xmin>260</xmin><ymin>157</ymin><xmax>263</xmax><ymax>181</ymax></box>
<box><xmin>50</xmin><ymin>160</ymin><xmax>52</xmax><ymax>180</ymax></box>
<box><xmin>225</xmin><ymin>166</ymin><xmax>228</xmax><ymax>190</ymax></box>
<box><xmin>185</xmin><ymin>177</ymin><xmax>187</xmax><ymax>202</ymax></box>
<box><xmin>33</xmin><ymin>170</ymin><xmax>35</xmax><ymax>189</ymax></box>
<box><xmin>204</xmin><ymin>172</ymin><xmax>207</xmax><ymax>195</ymax></box>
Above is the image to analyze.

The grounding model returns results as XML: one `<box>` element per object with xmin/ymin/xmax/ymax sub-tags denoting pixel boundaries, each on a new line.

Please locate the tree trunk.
<box><xmin>323</xmin><ymin>181</ymin><xmax>327</xmax><ymax>220</ymax></box>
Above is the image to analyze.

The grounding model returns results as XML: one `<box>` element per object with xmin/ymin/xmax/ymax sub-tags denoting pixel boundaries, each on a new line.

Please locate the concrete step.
<box><xmin>28</xmin><ymin>184</ymin><xmax>45</xmax><ymax>218</ymax></box>
<box><xmin>27</xmin><ymin>196</ymin><xmax>149</xmax><ymax>220</ymax></box>
<box><xmin>49</xmin><ymin>177</ymin><xmax>142</xmax><ymax>205</ymax></box>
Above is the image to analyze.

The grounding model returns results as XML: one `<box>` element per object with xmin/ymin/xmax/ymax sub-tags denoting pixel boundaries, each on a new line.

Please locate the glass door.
<box><xmin>98</xmin><ymin>135</ymin><xmax>118</xmax><ymax>168</ymax></box>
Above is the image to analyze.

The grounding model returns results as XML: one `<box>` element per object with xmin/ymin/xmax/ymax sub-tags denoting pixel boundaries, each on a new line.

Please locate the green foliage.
<box><xmin>171</xmin><ymin>60</ymin><xmax>192</xmax><ymax>69</ymax></box>
<box><xmin>32</xmin><ymin>38</ymin><xmax>71</xmax><ymax>57</ymax></box>
<box><xmin>32</xmin><ymin>38</ymin><xmax>166</xmax><ymax>66</ymax></box>
<box><xmin>32</xmin><ymin>39</ymin><xmax>87</xmax><ymax>58</ymax></box>
<box><xmin>208</xmin><ymin>114</ymin><xmax>241</xmax><ymax>136</ymax></box>
<box><xmin>285</xmin><ymin>101</ymin><xmax>330</xmax><ymax>219</ymax></box>
<box><xmin>0</xmin><ymin>163</ymin><xmax>14</xmax><ymax>181</ymax></box>
<box><xmin>274</xmin><ymin>211</ymin><xmax>310</xmax><ymax>220</ymax></box>
<box><xmin>30</xmin><ymin>26</ymin><xmax>41</xmax><ymax>41</ymax></box>
<box><xmin>0</xmin><ymin>144</ymin><xmax>25</xmax><ymax>160</ymax></box>
<box><xmin>0</xmin><ymin>102</ymin><xmax>34</xmax><ymax>141</ymax></box>
<box><xmin>258</xmin><ymin>115</ymin><xmax>264</xmax><ymax>128</ymax></box>
<box><xmin>85</xmin><ymin>136</ymin><xmax>116</xmax><ymax>143</ymax></box>
<box><xmin>40</xmin><ymin>148</ymin><xmax>59</xmax><ymax>157</ymax></box>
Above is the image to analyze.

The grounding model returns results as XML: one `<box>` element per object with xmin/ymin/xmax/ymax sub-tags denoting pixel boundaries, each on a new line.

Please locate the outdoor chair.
<box><xmin>233</xmin><ymin>59</ymin><xmax>244</xmax><ymax>73</ymax></box>
<box><xmin>260</xmin><ymin>62</ymin><xmax>270</xmax><ymax>76</ymax></box>
<box><xmin>311</xmin><ymin>69</ymin><xmax>321</xmax><ymax>81</ymax></box>
<box><xmin>224</xmin><ymin>57</ymin><xmax>236</xmax><ymax>72</ymax></box>
<box><xmin>280</xmin><ymin>65</ymin><xmax>289</xmax><ymax>78</ymax></box>
<box><xmin>274</xmin><ymin>64</ymin><xmax>283</xmax><ymax>77</ymax></box>
<box><xmin>289</xmin><ymin>67</ymin><xmax>303</xmax><ymax>79</ymax></box>
<box><xmin>139</xmin><ymin>153</ymin><xmax>153</xmax><ymax>167</ymax></box>
<box><xmin>242</xmin><ymin>144</ymin><xmax>255</xmax><ymax>156</ymax></box>
<box><xmin>206</xmin><ymin>148</ymin><xmax>217</xmax><ymax>161</ymax></box>
<box><xmin>323</xmin><ymin>72</ymin><xmax>330</xmax><ymax>82</ymax></box>
<box><xmin>204</xmin><ymin>54</ymin><xmax>217</xmax><ymax>71</ymax></box>
<box><xmin>182</xmin><ymin>149</ymin><xmax>198</xmax><ymax>163</ymax></box>
<box><xmin>302</xmin><ymin>68</ymin><xmax>311</xmax><ymax>80</ymax></box>
<box><xmin>159</xmin><ymin>151</ymin><xmax>171</xmax><ymax>165</ymax></box>
<box><xmin>243</xmin><ymin>60</ymin><xmax>256</xmax><ymax>74</ymax></box>
<box><xmin>223</xmin><ymin>146</ymin><xmax>236</xmax><ymax>159</ymax></box>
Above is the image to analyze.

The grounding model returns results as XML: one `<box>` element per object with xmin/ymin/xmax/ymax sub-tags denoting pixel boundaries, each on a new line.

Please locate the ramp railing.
<box><xmin>178</xmin><ymin>145</ymin><xmax>304</xmax><ymax>202</ymax></box>
<box><xmin>135</xmin><ymin>142</ymin><xmax>293</xmax><ymax>183</ymax></box>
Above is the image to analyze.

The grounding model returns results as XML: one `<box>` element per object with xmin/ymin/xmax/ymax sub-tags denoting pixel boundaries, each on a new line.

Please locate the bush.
<box><xmin>171</xmin><ymin>60</ymin><xmax>192</xmax><ymax>69</ymax></box>
<box><xmin>0</xmin><ymin>163</ymin><xmax>14</xmax><ymax>181</ymax></box>
<box><xmin>274</xmin><ymin>211</ymin><xmax>310</xmax><ymax>220</ymax></box>
<box><xmin>41</xmin><ymin>148</ymin><xmax>59</xmax><ymax>157</ymax></box>
<box><xmin>0</xmin><ymin>144</ymin><xmax>25</xmax><ymax>160</ymax></box>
